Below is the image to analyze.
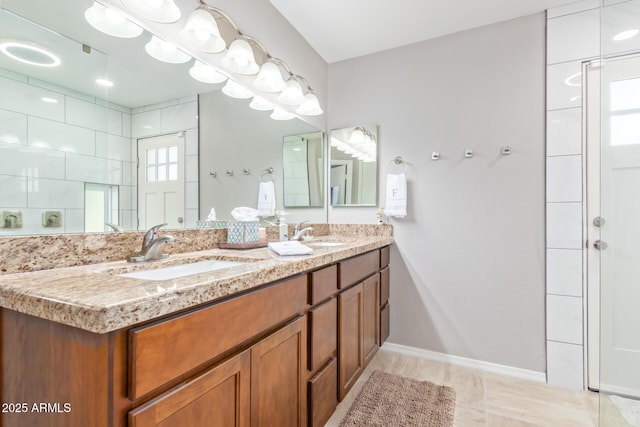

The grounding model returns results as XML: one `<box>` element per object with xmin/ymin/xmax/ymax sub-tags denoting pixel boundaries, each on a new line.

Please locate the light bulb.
<box><xmin>104</xmin><ymin>8</ymin><xmax>125</xmax><ymax>24</ymax></box>
<box><xmin>194</xmin><ymin>29</ymin><xmax>210</xmax><ymax>41</ymax></box>
<box><xmin>145</xmin><ymin>0</ymin><xmax>162</xmax><ymax>8</ymax></box>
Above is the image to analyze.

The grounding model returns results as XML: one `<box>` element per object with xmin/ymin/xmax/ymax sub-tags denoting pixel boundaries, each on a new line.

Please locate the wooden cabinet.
<box><xmin>129</xmin><ymin>351</ymin><xmax>251</xmax><ymax>427</ymax></box>
<box><xmin>250</xmin><ymin>317</ymin><xmax>306</xmax><ymax>427</ymax></box>
<box><xmin>363</xmin><ymin>273</ymin><xmax>380</xmax><ymax>365</ymax></box>
<box><xmin>337</xmin><ymin>282</ymin><xmax>364</xmax><ymax>401</ymax></box>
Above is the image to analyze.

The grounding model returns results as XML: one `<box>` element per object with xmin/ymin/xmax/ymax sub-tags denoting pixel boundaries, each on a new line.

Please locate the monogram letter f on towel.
<box><xmin>385</xmin><ymin>173</ymin><xmax>407</xmax><ymax>218</ymax></box>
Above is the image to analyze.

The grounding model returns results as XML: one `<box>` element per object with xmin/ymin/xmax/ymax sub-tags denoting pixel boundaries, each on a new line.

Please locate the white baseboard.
<box><xmin>381</xmin><ymin>342</ymin><xmax>546</xmax><ymax>383</ymax></box>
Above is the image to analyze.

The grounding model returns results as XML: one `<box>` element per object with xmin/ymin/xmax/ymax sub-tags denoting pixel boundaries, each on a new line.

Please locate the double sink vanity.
<box><xmin>0</xmin><ymin>225</ymin><xmax>393</xmax><ymax>427</ymax></box>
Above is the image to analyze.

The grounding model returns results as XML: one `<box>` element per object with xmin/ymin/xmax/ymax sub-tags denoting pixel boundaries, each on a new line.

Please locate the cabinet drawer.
<box><xmin>308</xmin><ymin>298</ymin><xmax>337</xmax><ymax>372</ymax></box>
<box><xmin>129</xmin><ymin>275</ymin><xmax>307</xmax><ymax>400</ymax></box>
<box><xmin>308</xmin><ymin>358</ymin><xmax>338</xmax><ymax>427</ymax></box>
<box><xmin>309</xmin><ymin>264</ymin><xmax>338</xmax><ymax>305</ymax></box>
<box><xmin>128</xmin><ymin>350</ymin><xmax>250</xmax><ymax>427</ymax></box>
<box><xmin>338</xmin><ymin>250</ymin><xmax>379</xmax><ymax>289</ymax></box>
<box><xmin>380</xmin><ymin>246</ymin><xmax>390</xmax><ymax>268</ymax></box>
<box><xmin>380</xmin><ymin>267</ymin><xmax>390</xmax><ymax>307</ymax></box>
<box><xmin>380</xmin><ymin>303</ymin><xmax>390</xmax><ymax>344</ymax></box>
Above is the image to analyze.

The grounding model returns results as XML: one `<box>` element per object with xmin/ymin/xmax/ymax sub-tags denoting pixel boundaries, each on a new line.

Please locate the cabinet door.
<box><xmin>308</xmin><ymin>298</ymin><xmax>337</xmax><ymax>372</ymax></box>
<box><xmin>338</xmin><ymin>282</ymin><xmax>364</xmax><ymax>401</ymax></box>
<box><xmin>308</xmin><ymin>358</ymin><xmax>338</xmax><ymax>427</ymax></box>
<box><xmin>363</xmin><ymin>274</ymin><xmax>380</xmax><ymax>366</ymax></box>
<box><xmin>250</xmin><ymin>317</ymin><xmax>306</xmax><ymax>427</ymax></box>
<box><xmin>129</xmin><ymin>350</ymin><xmax>250</xmax><ymax>427</ymax></box>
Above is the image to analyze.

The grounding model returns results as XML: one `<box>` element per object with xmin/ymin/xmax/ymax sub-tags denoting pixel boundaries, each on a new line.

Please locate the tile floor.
<box><xmin>325</xmin><ymin>347</ymin><xmax>630</xmax><ymax>427</ymax></box>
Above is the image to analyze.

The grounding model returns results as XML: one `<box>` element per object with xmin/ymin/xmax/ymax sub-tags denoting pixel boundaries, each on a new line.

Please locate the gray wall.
<box><xmin>327</xmin><ymin>13</ymin><xmax>547</xmax><ymax>372</ymax></box>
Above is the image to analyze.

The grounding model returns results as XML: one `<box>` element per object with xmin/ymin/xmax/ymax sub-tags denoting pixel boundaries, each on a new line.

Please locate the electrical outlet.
<box><xmin>1</xmin><ymin>211</ymin><xmax>23</xmax><ymax>229</ymax></box>
<box><xmin>42</xmin><ymin>211</ymin><xmax>62</xmax><ymax>228</ymax></box>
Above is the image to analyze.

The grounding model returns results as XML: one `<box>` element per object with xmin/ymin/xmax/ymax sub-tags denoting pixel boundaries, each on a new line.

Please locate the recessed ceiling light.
<box><xmin>96</xmin><ymin>78</ymin><xmax>114</xmax><ymax>87</ymax></box>
<box><xmin>0</xmin><ymin>39</ymin><xmax>61</xmax><ymax>67</ymax></box>
<box><xmin>613</xmin><ymin>29</ymin><xmax>639</xmax><ymax>41</ymax></box>
<box><xmin>41</xmin><ymin>97</ymin><xmax>59</xmax><ymax>103</ymax></box>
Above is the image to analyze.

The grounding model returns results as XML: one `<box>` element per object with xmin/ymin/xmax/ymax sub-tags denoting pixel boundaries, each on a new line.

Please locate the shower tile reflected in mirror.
<box><xmin>283</xmin><ymin>132</ymin><xmax>324</xmax><ymax>208</ymax></box>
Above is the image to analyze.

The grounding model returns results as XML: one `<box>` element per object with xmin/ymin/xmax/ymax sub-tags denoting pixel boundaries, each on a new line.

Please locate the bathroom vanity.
<box><xmin>0</xmin><ymin>233</ymin><xmax>392</xmax><ymax>427</ymax></box>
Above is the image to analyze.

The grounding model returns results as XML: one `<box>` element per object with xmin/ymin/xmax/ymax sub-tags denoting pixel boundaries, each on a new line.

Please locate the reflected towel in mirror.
<box><xmin>257</xmin><ymin>181</ymin><xmax>276</xmax><ymax>216</ymax></box>
<box><xmin>385</xmin><ymin>173</ymin><xmax>407</xmax><ymax>218</ymax></box>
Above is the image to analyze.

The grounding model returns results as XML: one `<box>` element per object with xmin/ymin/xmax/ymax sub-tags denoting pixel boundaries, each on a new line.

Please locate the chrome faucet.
<box><xmin>128</xmin><ymin>223</ymin><xmax>175</xmax><ymax>262</ymax></box>
<box><xmin>291</xmin><ymin>221</ymin><xmax>313</xmax><ymax>241</ymax></box>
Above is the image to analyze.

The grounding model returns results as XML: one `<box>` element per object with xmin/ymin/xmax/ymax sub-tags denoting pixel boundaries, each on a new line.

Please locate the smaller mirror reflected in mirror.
<box><xmin>330</xmin><ymin>125</ymin><xmax>378</xmax><ymax>206</ymax></box>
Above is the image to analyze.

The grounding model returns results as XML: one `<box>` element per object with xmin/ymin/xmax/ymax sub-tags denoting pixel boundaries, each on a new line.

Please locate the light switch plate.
<box><xmin>42</xmin><ymin>211</ymin><xmax>62</xmax><ymax>228</ymax></box>
<box><xmin>1</xmin><ymin>211</ymin><xmax>23</xmax><ymax>229</ymax></box>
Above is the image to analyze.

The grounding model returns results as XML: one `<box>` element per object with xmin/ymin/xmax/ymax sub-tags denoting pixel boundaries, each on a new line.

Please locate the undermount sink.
<box><xmin>305</xmin><ymin>241</ymin><xmax>346</xmax><ymax>247</ymax></box>
<box><xmin>119</xmin><ymin>260</ymin><xmax>245</xmax><ymax>281</ymax></box>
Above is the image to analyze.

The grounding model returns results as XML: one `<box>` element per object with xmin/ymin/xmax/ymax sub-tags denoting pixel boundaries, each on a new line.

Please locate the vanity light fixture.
<box><xmin>189</xmin><ymin>60</ymin><xmax>227</xmax><ymax>84</ymax></box>
<box><xmin>84</xmin><ymin>2</ymin><xmax>143</xmax><ymax>38</ymax></box>
<box><xmin>121</xmin><ymin>0</ymin><xmax>181</xmax><ymax>23</ymax></box>
<box><xmin>145</xmin><ymin>35</ymin><xmax>191</xmax><ymax>63</ymax></box>
<box><xmin>270</xmin><ymin>107</ymin><xmax>295</xmax><ymax>121</ymax></box>
<box><xmin>223</xmin><ymin>39</ymin><xmax>259</xmax><ymax>75</ymax></box>
<box><xmin>253</xmin><ymin>61</ymin><xmax>287</xmax><ymax>92</ymax></box>
<box><xmin>278</xmin><ymin>77</ymin><xmax>305</xmax><ymax>105</ymax></box>
<box><xmin>222</xmin><ymin>79</ymin><xmax>253</xmax><ymax>99</ymax></box>
<box><xmin>249</xmin><ymin>95</ymin><xmax>275</xmax><ymax>111</ymax></box>
<box><xmin>613</xmin><ymin>29</ymin><xmax>639</xmax><ymax>41</ymax></box>
<box><xmin>0</xmin><ymin>40</ymin><xmax>61</xmax><ymax>67</ymax></box>
<box><xmin>296</xmin><ymin>93</ymin><xmax>323</xmax><ymax>116</ymax></box>
<box><xmin>179</xmin><ymin>8</ymin><xmax>226</xmax><ymax>53</ymax></box>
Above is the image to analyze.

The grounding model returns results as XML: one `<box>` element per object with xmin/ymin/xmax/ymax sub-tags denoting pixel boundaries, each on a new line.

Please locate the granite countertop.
<box><xmin>0</xmin><ymin>235</ymin><xmax>393</xmax><ymax>334</ymax></box>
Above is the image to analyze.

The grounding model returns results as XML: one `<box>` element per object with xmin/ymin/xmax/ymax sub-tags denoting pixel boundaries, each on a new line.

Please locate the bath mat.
<box><xmin>339</xmin><ymin>370</ymin><xmax>456</xmax><ymax>426</ymax></box>
<box><xmin>610</xmin><ymin>395</ymin><xmax>640</xmax><ymax>427</ymax></box>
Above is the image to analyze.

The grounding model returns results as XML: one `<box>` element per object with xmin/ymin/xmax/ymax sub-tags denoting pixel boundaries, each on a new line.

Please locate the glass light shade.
<box><xmin>179</xmin><ymin>9</ymin><xmax>225</xmax><ymax>53</ymax></box>
<box><xmin>349</xmin><ymin>127</ymin><xmax>365</xmax><ymax>145</ymax></box>
<box><xmin>121</xmin><ymin>0</ymin><xmax>181</xmax><ymax>23</ymax></box>
<box><xmin>222</xmin><ymin>80</ymin><xmax>253</xmax><ymax>99</ymax></box>
<box><xmin>253</xmin><ymin>62</ymin><xmax>286</xmax><ymax>92</ymax></box>
<box><xmin>249</xmin><ymin>95</ymin><xmax>274</xmax><ymax>111</ymax></box>
<box><xmin>145</xmin><ymin>36</ymin><xmax>191</xmax><ymax>63</ymax></box>
<box><xmin>277</xmin><ymin>78</ymin><xmax>305</xmax><ymax>105</ymax></box>
<box><xmin>189</xmin><ymin>61</ymin><xmax>227</xmax><ymax>84</ymax></box>
<box><xmin>223</xmin><ymin>39</ymin><xmax>259</xmax><ymax>75</ymax></box>
<box><xmin>270</xmin><ymin>107</ymin><xmax>295</xmax><ymax>121</ymax></box>
<box><xmin>296</xmin><ymin>93</ymin><xmax>323</xmax><ymax>116</ymax></box>
<box><xmin>85</xmin><ymin>2</ymin><xmax>143</xmax><ymax>38</ymax></box>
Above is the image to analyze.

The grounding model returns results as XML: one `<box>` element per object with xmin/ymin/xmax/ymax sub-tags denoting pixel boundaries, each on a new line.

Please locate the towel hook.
<box><xmin>243</xmin><ymin>168</ymin><xmax>251</xmax><ymax>175</ymax></box>
<box><xmin>431</xmin><ymin>152</ymin><xmax>440</xmax><ymax>161</ymax></box>
<box><xmin>464</xmin><ymin>149</ymin><xmax>474</xmax><ymax>158</ymax></box>
<box><xmin>209</xmin><ymin>171</ymin><xmax>217</xmax><ymax>178</ymax></box>
<box><xmin>226</xmin><ymin>170</ymin><xmax>234</xmax><ymax>177</ymax></box>
<box><xmin>260</xmin><ymin>167</ymin><xmax>274</xmax><ymax>182</ymax></box>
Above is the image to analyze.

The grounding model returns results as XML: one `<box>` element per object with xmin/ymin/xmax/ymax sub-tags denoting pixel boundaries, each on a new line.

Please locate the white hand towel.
<box><xmin>257</xmin><ymin>181</ymin><xmax>276</xmax><ymax>216</ymax></box>
<box><xmin>268</xmin><ymin>241</ymin><xmax>314</xmax><ymax>256</ymax></box>
<box><xmin>385</xmin><ymin>173</ymin><xmax>407</xmax><ymax>218</ymax></box>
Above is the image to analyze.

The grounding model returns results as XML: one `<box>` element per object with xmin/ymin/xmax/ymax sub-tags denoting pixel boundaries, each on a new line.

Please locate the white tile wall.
<box><xmin>547</xmin><ymin>0</ymin><xmax>600</xmax><ymax>18</ymax></box>
<box><xmin>547</xmin><ymin>341</ymin><xmax>585</xmax><ymax>390</ymax></box>
<box><xmin>545</xmin><ymin>3</ymin><xmax>599</xmax><ymax>392</ymax></box>
<box><xmin>547</xmin><ymin>108</ymin><xmax>582</xmax><ymax>156</ymax></box>
<box><xmin>547</xmin><ymin>61</ymin><xmax>584</xmax><ymax>110</ymax></box>
<box><xmin>0</xmin><ymin>76</ymin><xmax>65</xmax><ymax>121</ymax></box>
<box><xmin>0</xmin><ymin>109</ymin><xmax>27</xmax><ymax>145</ymax></box>
<box><xmin>132</xmin><ymin>109</ymin><xmax>161</xmax><ymax>138</ymax></box>
<box><xmin>0</xmin><ymin>143</ymin><xmax>66</xmax><ymax>179</ymax></box>
<box><xmin>119</xmin><ymin>186</ymin><xmax>133</xmax><ymax>210</ymax></box>
<box><xmin>547</xmin><ymin>249</ymin><xmax>583</xmax><ymax>297</ymax></box>
<box><xmin>96</xmin><ymin>132</ymin><xmax>133</xmax><ymax>161</ymax></box>
<box><xmin>546</xmin><ymin>155</ymin><xmax>582</xmax><ymax>202</ymax></box>
<box><xmin>547</xmin><ymin>295</ymin><xmax>584</xmax><ymax>344</ymax></box>
<box><xmin>601</xmin><ymin>0</ymin><xmax>640</xmax><ymax>55</ymax></box>
<box><xmin>546</xmin><ymin>202</ymin><xmax>583</xmax><ymax>249</ymax></box>
<box><xmin>186</xmin><ymin>128</ymin><xmax>198</xmax><ymax>156</ymax></box>
<box><xmin>160</xmin><ymin>102</ymin><xmax>198</xmax><ymax>133</ymax></box>
<box><xmin>65</xmin><ymin>97</ymin><xmax>109</xmax><ymax>132</ymax></box>
<box><xmin>28</xmin><ymin>179</ymin><xmax>84</xmax><ymax>209</ymax></box>
<box><xmin>64</xmin><ymin>209</ymin><xmax>85</xmax><ymax>234</ymax></box>
<box><xmin>186</xmin><ymin>155</ymin><xmax>199</xmax><ymax>182</ymax></box>
<box><xmin>547</xmin><ymin>8</ymin><xmax>600</xmax><ymax>64</ymax></box>
<box><xmin>186</xmin><ymin>182</ymin><xmax>198</xmax><ymax>209</ymax></box>
<box><xmin>28</xmin><ymin>116</ymin><xmax>96</xmax><ymax>155</ymax></box>
<box><xmin>0</xmin><ymin>175</ymin><xmax>27</xmax><ymax>206</ymax></box>
<box><xmin>66</xmin><ymin>154</ymin><xmax>123</xmax><ymax>186</ymax></box>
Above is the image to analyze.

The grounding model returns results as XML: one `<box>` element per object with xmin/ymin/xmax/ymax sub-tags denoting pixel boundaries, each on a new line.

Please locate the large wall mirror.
<box><xmin>329</xmin><ymin>125</ymin><xmax>378</xmax><ymax>206</ymax></box>
<box><xmin>0</xmin><ymin>0</ymin><xmax>326</xmax><ymax>236</ymax></box>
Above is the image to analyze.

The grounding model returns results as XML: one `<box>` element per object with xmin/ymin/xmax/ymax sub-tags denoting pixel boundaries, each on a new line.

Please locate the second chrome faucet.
<box><xmin>128</xmin><ymin>223</ymin><xmax>175</xmax><ymax>263</ymax></box>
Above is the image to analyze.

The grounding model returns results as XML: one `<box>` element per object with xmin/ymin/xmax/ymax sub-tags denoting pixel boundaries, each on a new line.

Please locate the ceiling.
<box><xmin>268</xmin><ymin>0</ymin><xmax>583</xmax><ymax>63</ymax></box>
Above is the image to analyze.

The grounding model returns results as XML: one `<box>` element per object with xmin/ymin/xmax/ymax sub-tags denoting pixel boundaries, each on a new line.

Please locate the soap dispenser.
<box><xmin>279</xmin><ymin>211</ymin><xmax>289</xmax><ymax>241</ymax></box>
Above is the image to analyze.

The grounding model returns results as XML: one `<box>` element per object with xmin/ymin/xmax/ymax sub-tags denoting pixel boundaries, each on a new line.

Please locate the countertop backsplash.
<box><xmin>0</xmin><ymin>224</ymin><xmax>392</xmax><ymax>275</ymax></box>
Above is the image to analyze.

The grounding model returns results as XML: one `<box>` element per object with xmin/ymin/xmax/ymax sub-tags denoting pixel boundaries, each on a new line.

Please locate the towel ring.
<box><xmin>387</xmin><ymin>156</ymin><xmax>408</xmax><ymax>174</ymax></box>
<box><xmin>260</xmin><ymin>167</ymin><xmax>274</xmax><ymax>182</ymax></box>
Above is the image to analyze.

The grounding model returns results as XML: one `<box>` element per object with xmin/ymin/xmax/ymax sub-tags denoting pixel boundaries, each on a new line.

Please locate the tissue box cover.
<box><xmin>227</xmin><ymin>221</ymin><xmax>259</xmax><ymax>243</ymax></box>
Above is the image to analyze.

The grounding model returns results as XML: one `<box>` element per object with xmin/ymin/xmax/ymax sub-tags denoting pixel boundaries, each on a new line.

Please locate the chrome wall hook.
<box><xmin>464</xmin><ymin>149</ymin><xmax>474</xmax><ymax>158</ymax></box>
<box><xmin>209</xmin><ymin>171</ymin><xmax>217</xmax><ymax>178</ymax></box>
<box><xmin>242</xmin><ymin>168</ymin><xmax>251</xmax><ymax>175</ymax></box>
<box><xmin>226</xmin><ymin>170</ymin><xmax>234</xmax><ymax>177</ymax></box>
<box><xmin>501</xmin><ymin>146</ymin><xmax>512</xmax><ymax>155</ymax></box>
<box><xmin>431</xmin><ymin>152</ymin><xmax>440</xmax><ymax>161</ymax></box>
